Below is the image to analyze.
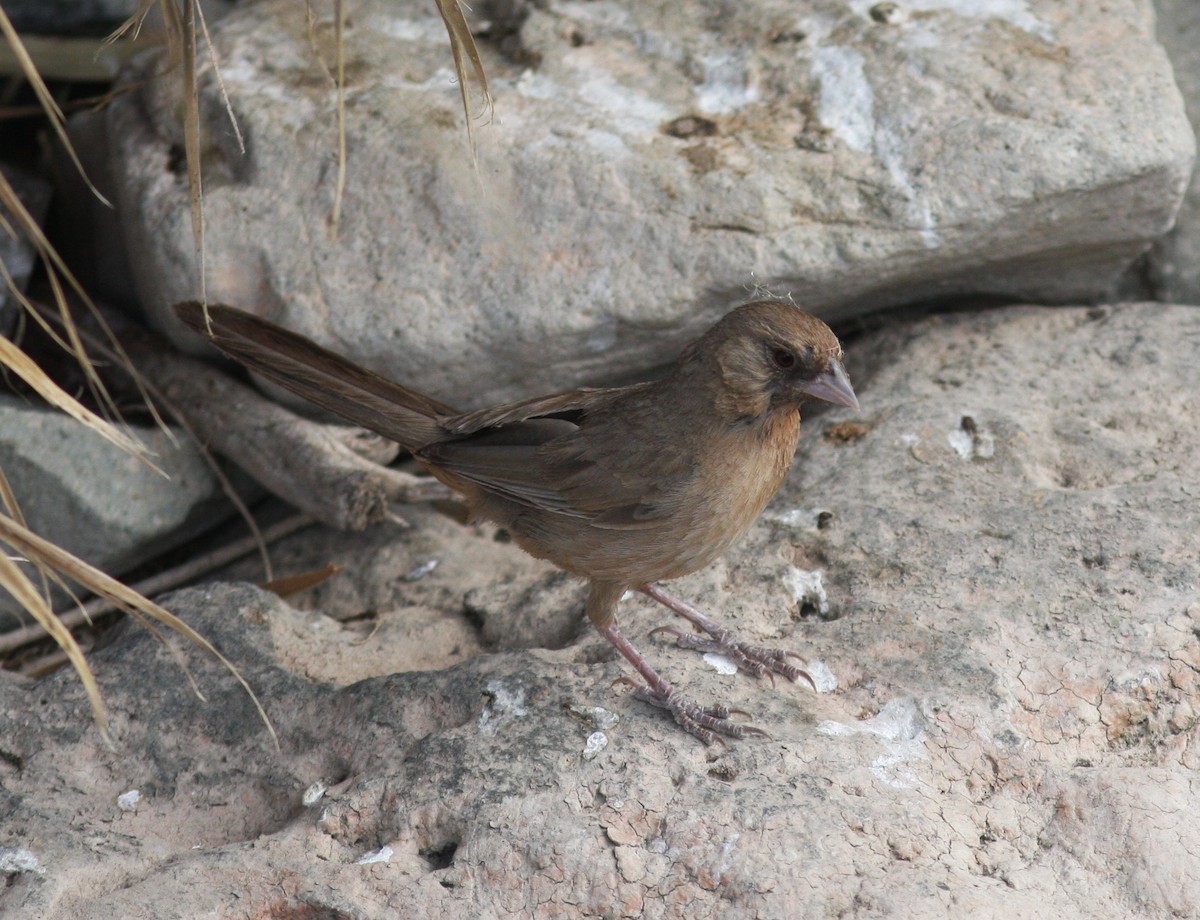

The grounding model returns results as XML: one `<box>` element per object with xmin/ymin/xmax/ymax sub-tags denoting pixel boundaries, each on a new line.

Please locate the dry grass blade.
<box><xmin>30</xmin><ymin>298</ymin><xmax>273</xmax><ymax>576</ymax></box>
<box><xmin>0</xmin><ymin>83</ymin><xmax>141</xmax><ymax>121</ymax></box>
<box><xmin>106</xmin><ymin>0</ymin><xmax>162</xmax><ymax>45</ymax></box>
<box><xmin>0</xmin><ymin>5</ymin><xmax>111</xmax><ymax>207</ymax></box>
<box><xmin>0</xmin><ymin>531</ymin><xmax>112</xmax><ymax>748</ymax></box>
<box><xmin>434</xmin><ymin>0</ymin><xmax>493</xmax><ymax>151</ymax></box>
<box><xmin>136</xmin><ymin>0</ymin><xmax>241</xmax><ymax>308</ymax></box>
<box><xmin>0</xmin><ymin>512</ymin><xmax>279</xmax><ymax>750</ymax></box>
<box><xmin>331</xmin><ymin>0</ymin><xmax>347</xmax><ymax>233</ymax></box>
<box><xmin>196</xmin><ymin>1</ymin><xmax>244</xmax><ymax>155</ymax></box>
<box><xmin>0</xmin><ymin>32</ymin><xmax>157</xmax><ymax>82</ymax></box>
<box><xmin>0</xmin><ymin>461</ymin><xmax>28</xmax><ymax>529</ymax></box>
<box><xmin>160</xmin><ymin>0</ymin><xmax>207</xmax><ymax>304</ymax></box>
<box><xmin>0</xmin><ymin>333</ymin><xmax>158</xmax><ymax>467</ymax></box>
<box><xmin>154</xmin><ymin>0</ymin><xmax>208</xmax><ymax>307</ymax></box>
<box><xmin>0</xmin><ymin>170</ymin><xmax>168</xmax><ymax>445</ymax></box>
<box><xmin>303</xmin><ymin>1</ymin><xmax>348</xmax><ymax>233</ymax></box>
<box><xmin>0</xmin><ymin>464</ymin><xmax>69</xmax><ymax>616</ymax></box>
<box><xmin>0</xmin><ymin>513</ymin><xmax>314</xmax><ymax>657</ymax></box>
<box><xmin>0</xmin><ymin>548</ymin><xmax>110</xmax><ymax>742</ymax></box>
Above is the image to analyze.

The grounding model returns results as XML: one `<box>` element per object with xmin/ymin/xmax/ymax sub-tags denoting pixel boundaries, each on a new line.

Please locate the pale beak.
<box><xmin>800</xmin><ymin>358</ymin><xmax>859</xmax><ymax>410</ymax></box>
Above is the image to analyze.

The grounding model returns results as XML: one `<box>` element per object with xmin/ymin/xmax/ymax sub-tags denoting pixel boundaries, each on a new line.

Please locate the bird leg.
<box><xmin>639</xmin><ymin>583</ymin><xmax>815</xmax><ymax>689</ymax></box>
<box><xmin>596</xmin><ymin>623</ymin><xmax>765</xmax><ymax>744</ymax></box>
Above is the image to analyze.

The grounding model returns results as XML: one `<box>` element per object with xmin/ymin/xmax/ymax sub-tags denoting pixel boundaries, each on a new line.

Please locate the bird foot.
<box><xmin>616</xmin><ymin>678</ymin><xmax>769</xmax><ymax>745</ymax></box>
<box><xmin>600</xmin><ymin>625</ymin><xmax>769</xmax><ymax>744</ymax></box>
<box><xmin>650</xmin><ymin>626</ymin><xmax>815</xmax><ymax>689</ymax></box>
<box><xmin>641</xmin><ymin>585</ymin><xmax>817</xmax><ymax>690</ymax></box>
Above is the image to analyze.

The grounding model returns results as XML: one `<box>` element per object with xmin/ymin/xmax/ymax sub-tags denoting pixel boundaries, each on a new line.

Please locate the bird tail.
<box><xmin>173</xmin><ymin>301</ymin><xmax>455</xmax><ymax>451</ymax></box>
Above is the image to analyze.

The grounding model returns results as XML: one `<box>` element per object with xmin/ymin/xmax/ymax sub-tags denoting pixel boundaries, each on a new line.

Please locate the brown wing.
<box><xmin>174</xmin><ymin>301</ymin><xmax>454</xmax><ymax>450</ymax></box>
<box><xmin>441</xmin><ymin>388</ymin><xmax>610</xmax><ymax>436</ymax></box>
<box><xmin>174</xmin><ymin>301</ymin><xmax>698</xmax><ymax>529</ymax></box>
<box><xmin>424</xmin><ymin>383</ymin><xmax>695</xmax><ymax>529</ymax></box>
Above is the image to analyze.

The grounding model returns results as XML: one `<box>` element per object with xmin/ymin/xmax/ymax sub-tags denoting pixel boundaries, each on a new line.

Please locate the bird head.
<box><xmin>693</xmin><ymin>299</ymin><xmax>859</xmax><ymax>418</ymax></box>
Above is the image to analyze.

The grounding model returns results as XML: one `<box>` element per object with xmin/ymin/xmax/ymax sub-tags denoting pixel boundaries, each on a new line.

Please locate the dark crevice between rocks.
<box><xmin>0</xmin><ymin>748</ymin><xmax>24</xmax><ymax>775</ymax></box>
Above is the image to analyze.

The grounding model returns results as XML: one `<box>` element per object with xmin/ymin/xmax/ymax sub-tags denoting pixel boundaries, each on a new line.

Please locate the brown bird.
<box><xmin>174</xmin><ymin>299</ymin><xmax>859</xmax><ymax>742</ymax></box>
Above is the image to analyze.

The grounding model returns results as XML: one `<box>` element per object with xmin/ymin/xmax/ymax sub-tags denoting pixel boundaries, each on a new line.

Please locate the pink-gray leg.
<box><xmin>597</xmin><ymin>623</ymin><xmax>766</xmax><ymax>745</ymax></box>
<box><xmin>638</xmin><ymin>583</ymin><xmax>815</xmax><ymax>689</ymax></box>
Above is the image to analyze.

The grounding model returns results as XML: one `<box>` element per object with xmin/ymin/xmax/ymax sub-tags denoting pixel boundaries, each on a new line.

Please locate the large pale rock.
<box><xmin>0</xmin><ymin>397</ymin><xmax>226</xmax><ymax>618</ymax></box>
<box><xmin>2</xmin><ymin>302</ymin><xmax>1198</xmax><ymax>918</ymax></box>
<box><xmin>109</xmin><ymin>0</ymin><xmax>1192</xmax><ymax>407</ymax></box>
<box><xmin>1152</xmin><ymin>0</ymin><xmax>1200</xmax><ymax>301</ymax></box>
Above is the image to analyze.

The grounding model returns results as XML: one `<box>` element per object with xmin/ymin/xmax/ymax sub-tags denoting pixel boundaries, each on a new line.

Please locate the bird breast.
<box><xmin>660</xmin><ymin>407</ymin><xmax>801</xmax><ymax>576</ymax></box>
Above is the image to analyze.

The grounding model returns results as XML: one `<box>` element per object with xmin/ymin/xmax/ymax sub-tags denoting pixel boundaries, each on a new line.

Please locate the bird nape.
<box><xmin>174</xmin><ymin>298</ymin><xmax>859</xmax><ymax>744</ymax></box>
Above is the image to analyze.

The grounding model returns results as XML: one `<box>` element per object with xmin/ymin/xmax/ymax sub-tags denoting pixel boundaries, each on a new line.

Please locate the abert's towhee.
<box><xmin>174</xmin><ymin>299</ymin><xmax>859</xmax><ymax>742</ymax></box>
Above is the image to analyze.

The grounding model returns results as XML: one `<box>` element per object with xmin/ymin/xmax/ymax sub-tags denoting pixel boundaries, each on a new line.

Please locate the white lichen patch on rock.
<box><xmin>818</xmin><ymin>697</ymin><xmax>927</xmax><ymax>789</ymax></box>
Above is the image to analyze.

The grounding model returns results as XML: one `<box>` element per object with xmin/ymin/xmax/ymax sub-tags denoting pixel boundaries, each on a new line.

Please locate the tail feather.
<box><xmin>173</xmin><ymin>301</ymin><xmax>455</xmax><ymax>451</ymax></box>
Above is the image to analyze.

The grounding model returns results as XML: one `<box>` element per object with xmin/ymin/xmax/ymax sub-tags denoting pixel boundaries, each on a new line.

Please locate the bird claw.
<box><xmin>648</xmin><ymin>625</ymin><xmax>685</xmax><ymax>642</ymax></box>
<box><xmin>638</xmin><ymin>584</ymin><xmax>818</xmax><ymax>691</ymax></box>
<box><xmin>612</xmin><ymin>676</ymin><xmax>635</xmax><ymax>692</ymax></box>
<box><xmin>665</xmin><ymin>630</ymin><xmax>815</xmax><ymax>689</ymax></box>
<box><xmin>626</xmin><ymin>683</ymin><xmax>767</xmax><ymax>745</ymax></box>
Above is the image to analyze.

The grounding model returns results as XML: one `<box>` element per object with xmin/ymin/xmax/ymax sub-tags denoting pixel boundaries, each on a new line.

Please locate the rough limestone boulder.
<box><xmin>104</xmin><ymin>0</ymin><xmax>1192</xmax><ymax>406</ymax></box>
<box><xmin>1151</xmin><ymin>0</ymin><xmax>1200</xmax><ymax>302</ymax></box>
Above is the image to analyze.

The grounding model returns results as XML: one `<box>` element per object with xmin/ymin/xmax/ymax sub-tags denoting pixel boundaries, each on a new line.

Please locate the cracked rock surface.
<box><xmin>2</xmin><ymin>302</ymin><xmax>1198</xmax><ymax>918</ymax></box>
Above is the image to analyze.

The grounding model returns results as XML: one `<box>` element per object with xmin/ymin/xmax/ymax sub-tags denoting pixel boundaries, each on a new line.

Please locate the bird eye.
<box><xmin>772</xmin><ymin>348</ymin><xmax>797</xmax><ymax>369</ymax></box>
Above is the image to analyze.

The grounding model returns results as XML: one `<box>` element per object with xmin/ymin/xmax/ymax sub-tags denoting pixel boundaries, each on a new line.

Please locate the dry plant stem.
<box><xmin>0</xmin><ymin>509</ymin><xmax>279</xmax><ymax>750</ymax></box>
<box><xmin>0</xmin><ymin>521</ymin><xmax>109</xmax><ymax>740</ymax></box>
<box><xmin>29</xmin><ymin>299</ymin><xmax>270</xmax><ymax>576</ymax></box>
<box><xmin>0</xmin><ymin>31</ymin><xmax>159</xmax><ymax>81</ymax></box>
<box><xmin>0</xmin><ymin>4</ymin><xmax>111</xmax><ymax>205</ymax></box>
<box><xmin>0</xmin><ymin>513</ymin><xmax>313</xmax><ymax>656</ymax></box>
<box><xmin>129</xmin><ymin>344</ymin><xmax>451</xmax><ymax>530</ymax></box>
<box><xmin>434</xmin><ymin>0</ymin><xmax>494</xmax><ymax>152</ymax></box>
<box><xmin>174</xmin><ymin>0</ymin><xmax>205</xmax><ymax>303</ymax></box>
